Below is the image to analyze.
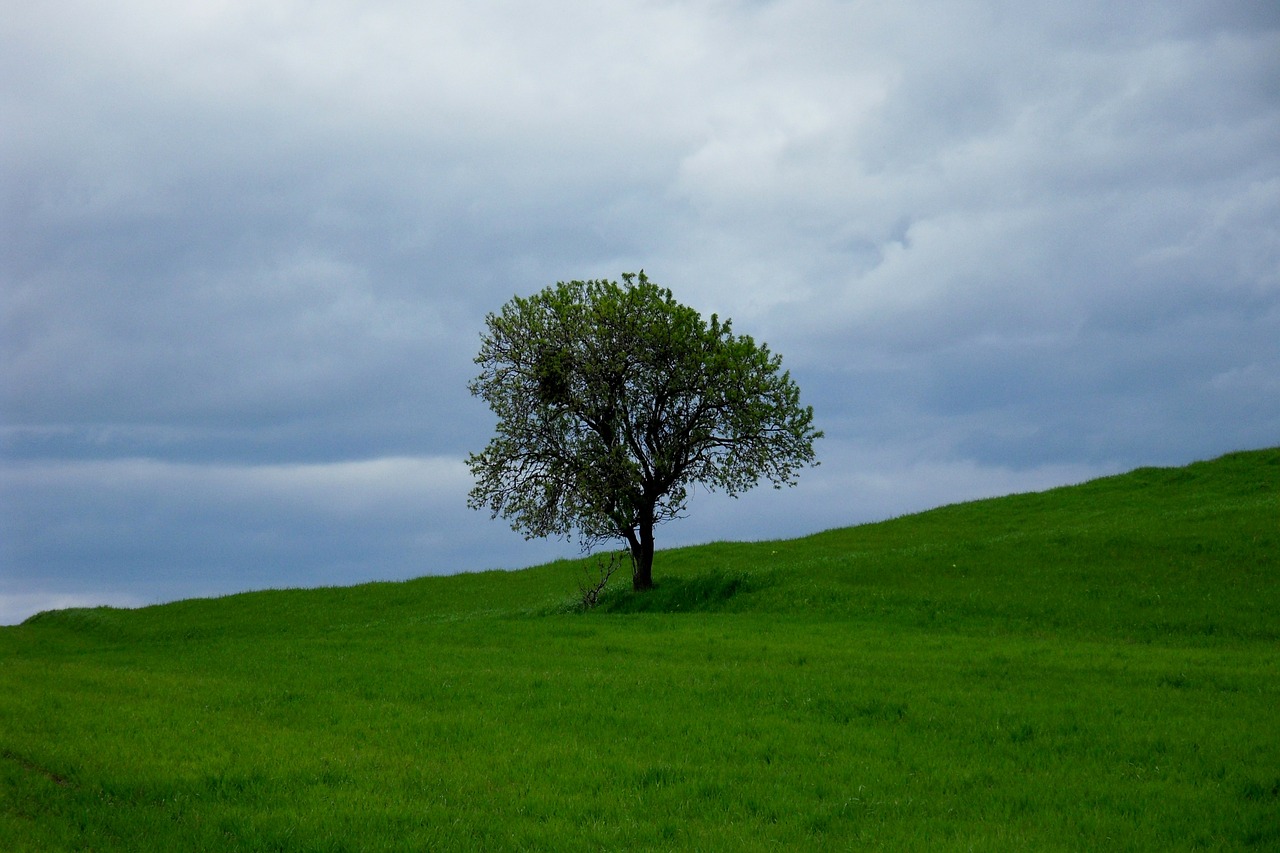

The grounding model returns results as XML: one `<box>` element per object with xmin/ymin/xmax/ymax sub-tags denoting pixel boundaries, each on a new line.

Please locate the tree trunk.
<box><xmin>631</xmin><ymin>513</ymin><xmax>655</xmax><ymax>591</ymax></box>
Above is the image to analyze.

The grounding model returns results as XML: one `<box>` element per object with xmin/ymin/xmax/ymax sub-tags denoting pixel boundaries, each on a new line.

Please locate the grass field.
<box><xmin>2</xmin><ymin>448</ymin><xmax>1277</xmax><ymax>850</ymax></box>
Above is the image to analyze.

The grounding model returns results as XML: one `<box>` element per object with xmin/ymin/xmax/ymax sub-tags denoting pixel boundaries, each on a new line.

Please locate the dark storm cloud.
<box><xmin>2</xmin><ymin>0</ymin><xmax>1277</xmax><ymax>622</ymax></box>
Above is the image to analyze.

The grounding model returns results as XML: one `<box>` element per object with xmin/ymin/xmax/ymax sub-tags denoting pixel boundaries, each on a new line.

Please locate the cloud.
<box><xmin>2</xmin><ymin>0</ymin><xmax>1277</xmax><ymax>623</ymax></box>
<box><xmin>0</xmin><ymin>455</ymin><xmax>568</xmax><ymax>615</ymax></box>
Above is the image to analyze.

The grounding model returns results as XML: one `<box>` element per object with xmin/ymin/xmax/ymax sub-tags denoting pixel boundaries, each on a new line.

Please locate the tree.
<box><xmin>466</xmin><ymin>272</ymin><xmax>822</xmax><ymax>592</ymax></box>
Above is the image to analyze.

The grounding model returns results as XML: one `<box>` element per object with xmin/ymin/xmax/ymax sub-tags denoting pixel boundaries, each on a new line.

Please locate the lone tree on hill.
<box><xmin>466</xmin><ymin>272</ymin><xmax>822</xmax><ymax>591</ymax></box>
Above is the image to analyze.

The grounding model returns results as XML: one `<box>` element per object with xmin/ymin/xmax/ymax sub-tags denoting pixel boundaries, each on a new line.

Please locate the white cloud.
<box><xmin>0</xmin><ymin>454</ymin><xmax>574</xmax><ymax>623</ymax></box>
<box><xmin>2</xmin><ymin>0</ymin><xmax>1277</xmax><ymax>624</ymax></box>
<box><xmin>3</xmin><ymin>455</ymin><xmax>470</xmax><ymax>518</ymax></box>
<box><xmin>667</xmin><ymin>435</ymin><xmax>1117</xmax><ymax>552</ymax></box>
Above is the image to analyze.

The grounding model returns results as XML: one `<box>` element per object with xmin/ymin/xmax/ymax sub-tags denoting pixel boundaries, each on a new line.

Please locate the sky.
<box><xmin>3</xmin><ymin>0</ymin><xmax>1278</xmax><ymax>625</ymax></box>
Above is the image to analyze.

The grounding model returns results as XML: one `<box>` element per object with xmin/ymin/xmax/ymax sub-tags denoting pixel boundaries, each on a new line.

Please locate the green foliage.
<box><xmin>467</xmin><ymin>272</ymin><xmax>821</xmax><ymax>589</ymax></box>
<box><xmin>1</xmin><ymin>448</ymin><xmax>1277</xmax><ymax>850</ymax></box>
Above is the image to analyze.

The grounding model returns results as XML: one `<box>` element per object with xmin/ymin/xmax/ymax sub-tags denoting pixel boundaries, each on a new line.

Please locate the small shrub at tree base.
<box><xmin>577</xmin><ymin>550</ymin><xmax>625</xmax><ymax>611</ymax></box>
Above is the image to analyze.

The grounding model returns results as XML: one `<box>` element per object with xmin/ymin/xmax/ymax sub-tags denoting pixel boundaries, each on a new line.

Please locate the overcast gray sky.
<box><xmin>3</xmin><ymin>0</ymin><xmax>1278</xmax><ymax>624</ymax></box>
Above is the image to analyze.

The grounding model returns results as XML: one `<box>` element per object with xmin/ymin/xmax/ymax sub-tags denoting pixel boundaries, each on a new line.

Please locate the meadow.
<box><xmin>1</xmin><ymin>448</ymin><xmax>1277</xmax><ymax>850</ymax></box>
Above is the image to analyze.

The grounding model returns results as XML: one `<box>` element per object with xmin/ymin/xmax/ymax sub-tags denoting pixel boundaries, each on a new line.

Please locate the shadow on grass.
<box><xmin>595</xmin><ymin>570</ymin><xmax>764</xmax><ymax>614</ymax></box>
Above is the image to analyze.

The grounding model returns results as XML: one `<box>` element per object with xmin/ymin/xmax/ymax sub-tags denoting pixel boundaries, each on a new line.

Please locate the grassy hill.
<box><xmin>2</xmin><ymin>447</ymin><xmax>1277</xmax><ymax>850</ymax></box>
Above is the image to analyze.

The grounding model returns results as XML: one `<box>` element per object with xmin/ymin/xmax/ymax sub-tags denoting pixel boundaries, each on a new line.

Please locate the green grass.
<box><xmin>2</xmin><ymin>448</ymin><xmax>1277</xmax><ymax>850</ymax></box>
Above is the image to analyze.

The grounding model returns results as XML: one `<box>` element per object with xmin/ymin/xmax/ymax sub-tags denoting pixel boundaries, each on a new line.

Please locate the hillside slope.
<box><xmin>2</xmin><ymin>447</ymin><xmax>1276</xmax><ymax>851</ymax></box>
<box><xmin>631</xmin><ymin>446</ymin><xmax>1279</xmax><ymax>639</ymax></box>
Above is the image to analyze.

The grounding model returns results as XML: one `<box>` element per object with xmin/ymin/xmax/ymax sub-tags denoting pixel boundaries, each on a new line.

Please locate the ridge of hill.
<box><xmin>15</xmin><ymin>446</ymin><xmax>1278</xmax><ymax>645</ymax></box>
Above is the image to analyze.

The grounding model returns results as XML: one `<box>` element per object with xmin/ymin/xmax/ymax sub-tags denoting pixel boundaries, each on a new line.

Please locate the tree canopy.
<box><xmin>467</xmin><ymin>272</ymin><xmax>821</xmax><ymax>591</ymax></box>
